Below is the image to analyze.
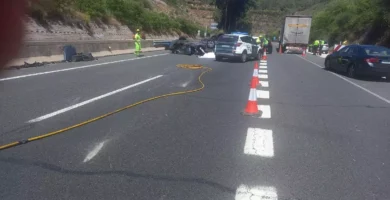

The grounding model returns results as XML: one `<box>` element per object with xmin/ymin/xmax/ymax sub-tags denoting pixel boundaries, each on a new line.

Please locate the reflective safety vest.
<box><xmin>256</xmin><ymin>37</ymin><xmax>261</xmax><ymax>44</ymax></box>
<box><xmin>314</xmin><ymin>40</ymin><xmax>320</xmax><ymax>46</ymax></box>
<box><xmin>320</xmin><ymin>40</ymin><xmax>325</xmax><ymax>45</ymax></box>
<box><xmin>263</xmin><ymin>38</ymin><xmax>269</xmax><ymax>45</ymax></box>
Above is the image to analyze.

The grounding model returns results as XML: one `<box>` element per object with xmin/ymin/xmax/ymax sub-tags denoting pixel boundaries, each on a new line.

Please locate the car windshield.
<box><xmin>217</xmin><ymin>35</ymin><xmax>238</xmax><ymax>43</ymax></box>
<box><xmin>363</xmin><ymin>46</ymin><xmax>390</xmax><ymax>56</ymax></box>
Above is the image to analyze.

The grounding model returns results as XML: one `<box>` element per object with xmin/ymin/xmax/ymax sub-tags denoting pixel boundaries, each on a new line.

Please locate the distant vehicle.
<box><xmin>277</xmin><ymin>15</ymin><xmax>312</xmax><ymax>54</ymax></box>
<box><xmin>321</xmin><ymin>43</ymin><xmax>329</xmax><ymax>54</ymax></box>
<box><xmin>324</xmin><ymin>45</ymin><xmax>390</xmax><ymax>80</ymax></box>
<box><xmin>215</xmin><ymin>34</ymin><xmax>261</xmax><ymax>62</ymax></box>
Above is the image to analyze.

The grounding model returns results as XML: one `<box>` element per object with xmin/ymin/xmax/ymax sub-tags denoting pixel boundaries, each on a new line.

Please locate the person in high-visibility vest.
<box><xmin>319</xmin><ymin>40</ymin><xmax>325</xmax><ymax>55</ymax></box>
<box><xmin>134</xmin><ymin>29</ymin><xmax>142</xmax><ymax>57</ymax></box>
<box><xmin>256</xmin><ymin>35</ymin><xmax>263</xmax><ymax>45</ymax></box>
<box><xmin>313</xmin><ymin>39</ymin><xmax>320</xmax><ymax>55</ymax></box>
<box><xmin>263</xmin><ymin>37</ymin><xmax>269</xmax><ymax>53</ymax></box>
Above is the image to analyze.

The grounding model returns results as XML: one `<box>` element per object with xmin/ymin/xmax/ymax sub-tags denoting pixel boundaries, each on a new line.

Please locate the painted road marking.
<box><xmin>260</xmin><ymin>60</ymin><xmax>267</xmax><ymax>63</ymax></box>
<box><xmin>297</xmin><ymin>55</ymin><xmax>390</xmax><ymax>104</ymax></box>
<box><xmin>258</xmin><ymin>69</ymin><xmax>268</xmax><ymax>74</ymax></box>
<box><xmin>27</xmin><ymin>75</ymin><xmax>163</xmax><ymax>123</ymax></box>
<box><xmin>259</xmin><ymin>81</ymin><xmax>269</xmax><ymax>87</ymax></box>
<box><xmin>258</xmin><ymin>105</ymin><xmax>271</xmax><ymax>118</ymax></box>
<box><xmin>258</xmin><ymin>74</ymin><xmax>268</xmax><ymax>79</ymax></box>
<box><xmin>257</xmin><ymin>90</ymin><xmax>270</xmax><ymax>99</ymax></box>
<box><xmin>259</xmin><ymin>65</ymin><xmax>267</xmax><ymax>69</ymax></box>
<box><xmin>259</xmin><ymin>62</ymin><xmax>267</xmax><ymax>66</ymax></box>
<box><xmin>235</xmin><ymin>184</ymin><xmax>277</xmax><ymax>200</ymax></box>
<box><xmin>83</xmin><ymin>140</ymin><xmax>108</xmax><ymax>162</ymax></box>
<box><xmin>0</xmin><ymin>53</ymin><xmax>168</xmax><ymax>82</ymax></box>
<box><xmin>244</xmin><ymin>128</ymin><xmax>274</xmax><ymax>157</ymax></box>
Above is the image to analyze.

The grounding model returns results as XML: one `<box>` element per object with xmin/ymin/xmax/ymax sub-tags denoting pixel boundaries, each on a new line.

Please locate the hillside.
<box><xmin>27</xmin><ymin>0</ymin><xmax>218</xmax><ymax>40</ymax></box>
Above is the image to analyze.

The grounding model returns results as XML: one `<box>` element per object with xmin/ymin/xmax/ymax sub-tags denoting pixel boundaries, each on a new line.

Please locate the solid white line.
<box><xmin>258</xmin><ymin>69</ymin><xmax>268</xmax><ymax>74</ymax></box>
<box><xmin>244</xmin><ymin>128</ymin><xmax>274</xmax><ymax>157</ymax></box>
<box><xmin>258</xmin><ymin>74</ymin><xmax>268</xmax><ymax>79</ymax></box>
<box><xmin>27</xmin><ymin>75</ymin><xmax>163</xmax><ymax>123</ymax></box>
<box><xmin>258</xmin><ymin>105</ymin><xmax>271</xmax><ymax>118</ymax></box>
<box><xmin>0</xmin><ymin>53</ymin><xmax>168</xmax><ymax>82</ymax></box>
<box><xmin>256</xmin><ymin>90</ymin><xmax>270</xmax><ymax>99</ymax></box>
<box><xmin>259</xmin><ymin>81</ymin><xmax>269</xmax><ymax>87</ymax></box>
<box><xmin>296</xmin><ymin>55</ymin><xmax>390</xmax><ymax>104</ymax></box>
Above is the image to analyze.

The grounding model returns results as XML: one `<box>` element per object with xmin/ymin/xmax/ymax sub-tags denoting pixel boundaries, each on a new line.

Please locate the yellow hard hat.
<box><xmin>259</xmin><ymin>35</ymin><xmax>263</xmax><ymax>38</ymax></box>
<box><xmin>136</xmin><ymin>29</ymin><xmax>140</xmax><ymax>32</ymax></box>
<box><xmin>343</xmin><ymin>40</ymin><xmax>348</xmax><ymax>45</ymax></box>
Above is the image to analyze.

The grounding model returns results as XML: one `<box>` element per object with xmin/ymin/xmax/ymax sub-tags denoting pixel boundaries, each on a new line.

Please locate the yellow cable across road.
<box><xmin>0</xmin><ymin>64</ymin><xmax>211</xmax><ymax>151</ymax></box>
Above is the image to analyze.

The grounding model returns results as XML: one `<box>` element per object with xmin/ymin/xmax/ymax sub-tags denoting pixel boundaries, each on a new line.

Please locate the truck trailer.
<box><xmin>277</xmin><ymin>15</ymin><xmax>312</xmax><ymax>54</ymax></box>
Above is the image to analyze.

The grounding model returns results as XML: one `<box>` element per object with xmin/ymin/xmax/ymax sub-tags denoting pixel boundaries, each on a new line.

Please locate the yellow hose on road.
<box><xmin>0</xmin><ymin>64</ymin><xmax>211</xmax><ymax>151</ymax></box>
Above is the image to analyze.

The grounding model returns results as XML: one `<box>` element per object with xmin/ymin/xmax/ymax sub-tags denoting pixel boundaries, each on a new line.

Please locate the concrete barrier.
<box><xmin>8</xmin><ymin>40</ymin><xmax>166</xmax><ymax>66</ymax></box>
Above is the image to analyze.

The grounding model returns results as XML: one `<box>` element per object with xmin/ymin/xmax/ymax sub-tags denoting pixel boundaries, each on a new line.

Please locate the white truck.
<box><xmin>277</xmin><ymin>15</ymin><xmax>312</xmax><ymax>54</ymax></box>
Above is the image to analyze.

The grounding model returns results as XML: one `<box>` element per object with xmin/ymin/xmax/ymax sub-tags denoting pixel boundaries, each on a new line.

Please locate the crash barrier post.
<box><xmin>279</xmin><ymin>44</ymin><xmax>283</xmax><ymax>54</ymax></box>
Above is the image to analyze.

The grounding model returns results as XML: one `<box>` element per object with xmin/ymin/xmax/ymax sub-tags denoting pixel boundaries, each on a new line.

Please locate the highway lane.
<box><xmin>1</xmin><ymin>51</ymin><xmax>390</xmax><ymax>200</ymax></box>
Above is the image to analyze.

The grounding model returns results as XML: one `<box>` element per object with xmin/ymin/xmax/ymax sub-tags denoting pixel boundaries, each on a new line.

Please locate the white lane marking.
<box><xmin>258</xmin><ymin>74</ymin><xmax>268</xmax><ymax>79</ymax></box>
<box><xmin>256</xmin><ymin>90</ymin><xmax>270</xmax><ymax>99</ymax></box>
<box><xmin>259</xmin><ymin>81</ymin><xmax>269</xmax><ymax>87</ymax></box>
<box><xmin>235</xmin><ymin>184</ymin><xmax>277</xmax><ymax>200</ymax></box>
<box><xmin>244</xmin><ymin>128</ymin><xmax>274</xmax><ymax>157</ymax></box>
<box><xmin>259</xmin><ymin>65</ymin><xmax>267</xmax><ymax>69</ymax></box>
<box><xmin>258</xmin><ymin>69</ymin><xmax>268</xmax><ymax>74</ymax></box>
<box><xmin>27</xmin><ymin>75</ymin><xmax>163</xmax><ymax>123</ymax></box>
<box><xmin>296</xmin><ymin>55</ymin><xmax>390</xmax><ymax>104</ymax></box>
<box><xmin>83</xmin><ymin>140</ymin><xmax>107</xmax><ymax>162</ymax></box>
<box><xmin>0</xmin><ymin>53</ymin><xmax>168</xmax><ymax>82</ymax></box>
<box><xmin>258</xmin><ymin>105</ymin><xmax>271</xmax><ymax>118</ymax></box>
<box><xmin>260</xmin><ymin>60</ymin><xmax>267</xmax><ymax>63</ymax></box>
<box><xmin>259</xmin><ymin>62</ymin><xmax>267</xmax><ymax>66</ymax></box>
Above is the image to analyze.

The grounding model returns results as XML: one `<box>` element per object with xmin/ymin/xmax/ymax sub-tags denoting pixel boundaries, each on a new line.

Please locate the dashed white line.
<box><xmin>0</xmin><ymin>53</ymin><xmax>168</xmax><ymax>82</ymax></box>
<box><xmin>244</xmin><ymin>128</ymin><xmax>274</xmax><ymax>157</ymax></box>
<box><xmin>235</xmin><ymin>184</ymin><xmax>277</xmax><ymax>200</ymax></box>
<box><xmin>256</xmin><ymin>90</ymin><xmax>270</xmax><ymax>99</ymax></box>
<box><xmin>258</xmin><ymin>69</ymin><xmax>268</xmax><ymax>74</ymax></box>
<box><xmin>259</xmin><ymin>65</ymin><xmax>267</xmax><ymax>69</ymax></box>
<box><xmin>258</xmin><ymin>74</ymin><xmax>268</xmax><ymax>79</ymax></box>
<box><xmin>259</xmin><ymin>81</ymin><xmax>269</xmax><ymax>87</ymax></box>
<box><xmin>258</xmin><ymin>105</ymin><xmax>271</xmax><ymax>118</ymax></box>
<box><xmin>259</xmin><ymin>62</ymin><xmax>267</xmax><ymax>66</ymax></box>
<box><xmin>27</xmin><ymin>75</ymin><xmax>163</xmax><ymax>123</ymax></box>
<box><xmin>296</xmin><ymin>55</ymin><xmax>390</xmax><ymax>104</ymax></box>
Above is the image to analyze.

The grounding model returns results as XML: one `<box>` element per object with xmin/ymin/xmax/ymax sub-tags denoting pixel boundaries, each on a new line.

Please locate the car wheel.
<box><xmin>347</xmin><ymin>64</ymin><xmax>357</xmax><ymax>78</ymax></box>
<box><xmin>215</xmin><ymin>56</ymin><xmax>222</xmax><ymax>61</ymax></box>
<box><xmin>324</xmin><ymin>59</ymin><xmax>331</xmax><ymax>70</ymax></box>
<box><xmin>241</xmin><ymin>51</ymin><xmax>247</xmax><ymax>63</ymax></box>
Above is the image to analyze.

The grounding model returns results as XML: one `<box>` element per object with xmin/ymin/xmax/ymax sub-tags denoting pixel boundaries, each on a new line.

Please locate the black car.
<box><xmin>169</xmin><ymin>37</ymin><xmax>216</xmax><ymax>56</ymax></box>
<box><xmin>325</xmin><ymin>45</ymin><xmax>390</xmax><ymax>79</ymax></box>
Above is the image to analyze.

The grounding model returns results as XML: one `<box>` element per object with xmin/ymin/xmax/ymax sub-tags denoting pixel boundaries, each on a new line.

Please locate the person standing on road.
<box><xmin>313</xmin><ymin>39</ymin><xmax>320</xmax><ymax>55</ymax></box>
<box><xmin>319</xmin><ymin>40</ymin><xmax>325</xmax><ymax>55</ymax></box>
<box><xmin>263</xmin><ymin>37</ymin><xmax>269</xmax><ymax>52</ymax></box>
<box><xmin>134</xmin><ymin>29</ymin><xmax>142</xmax><ymax>57</ymax></box>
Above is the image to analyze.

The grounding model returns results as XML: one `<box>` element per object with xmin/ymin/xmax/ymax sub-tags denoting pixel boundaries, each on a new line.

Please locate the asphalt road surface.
<box><xmin>1</xmin><ymin>49</ymin><xmax>389</xmax><ymax>200</ymax></box>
